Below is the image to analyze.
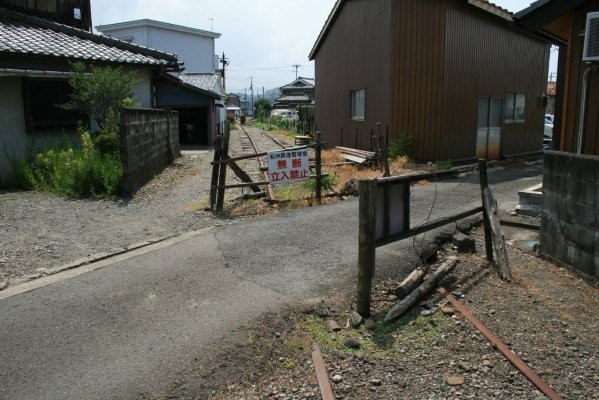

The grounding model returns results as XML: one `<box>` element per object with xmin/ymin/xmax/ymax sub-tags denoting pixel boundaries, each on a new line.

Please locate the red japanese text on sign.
<box><xmin>267</xmin><ymin>149</ymin><xmax>310</xmax><ymax>185</ymax></box>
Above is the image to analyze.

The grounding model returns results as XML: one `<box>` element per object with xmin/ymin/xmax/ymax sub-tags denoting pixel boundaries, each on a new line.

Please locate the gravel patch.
<box><xmin>0</xmin><ymin>150</ymin><xmax>223</xmax><ymax>284</ymax></box>
<box><xmin>176</xmin><ymin>225</ymin><xmax>599</xmax><ymax>400</ymax></box>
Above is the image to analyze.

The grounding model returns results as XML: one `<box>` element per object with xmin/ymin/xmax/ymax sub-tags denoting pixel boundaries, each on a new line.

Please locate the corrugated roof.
<box><xmin>0</xmin><ymin>7</ymin><xmax>180</xmax><ymax>69</ymax></box>
<box><xmin>178</xmin><ymin>73</ymin><xmax>224</xmax><ymax>98</ymax></box>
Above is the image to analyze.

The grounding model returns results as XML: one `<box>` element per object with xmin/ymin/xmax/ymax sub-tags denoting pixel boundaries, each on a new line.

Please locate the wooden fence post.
<box><xmin>478</xmin><ymin>159</ymin><xmax>494</xmax><ymax>262</ymax></box>
<box><xmin>357</xmin><ymin>179</ymin><xmax>377</xmax><ymax>318</ymax></box>
<box><xmin>209</xmin><ymin>135</ymin><xmax>223</xmax><ymax>210</ymax></box>
<box><xmin>315</xmin><ymin>131</ymin><xmax>322</xmax><ymax>204</ymax></box>
<box><xmin>377</xmin><ymin>123</ymin><xmax>390</xmax><ymax>177</ymax></box>
<box><xmin>216</xmin><ymin>121</ymin><xmax>231</xmax><ymax>211</ymax></box>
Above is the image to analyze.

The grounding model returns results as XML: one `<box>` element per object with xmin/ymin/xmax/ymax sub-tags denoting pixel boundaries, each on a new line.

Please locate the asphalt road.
<box><xmin>0</xmin><ymin>163</ymin><xmax>542</xmax><ymax>399</ymax></box>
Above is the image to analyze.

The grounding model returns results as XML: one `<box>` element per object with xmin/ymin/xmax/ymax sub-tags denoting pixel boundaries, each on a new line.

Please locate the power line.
<box><xmin>292</xmin><ymin>64</ymin><xmax>301</xmax><ymax>79</ymax></box>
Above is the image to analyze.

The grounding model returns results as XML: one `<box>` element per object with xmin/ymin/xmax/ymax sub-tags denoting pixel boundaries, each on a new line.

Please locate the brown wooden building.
<box><xmin>309</xmin><ymin>0</ymin><xmax>550</xmax><ymax>162</ymax></box>
<box><xmin>515</xmin><ymin>0</ymin><xmax>599</xmax><ymax>155</ymax></box>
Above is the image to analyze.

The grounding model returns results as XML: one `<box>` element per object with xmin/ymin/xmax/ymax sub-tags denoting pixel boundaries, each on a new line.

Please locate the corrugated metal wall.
<box><xmin>390</xmin><ymin>0</ymin><xmax>447</xmax><ymax>161</ymax></box>
<box><xmin>390</xmin><ymin>0</ymin><xmax>547</xmax><ymax>161</ymax></box>
<box><xmin>316</xmin><ymin>0</ymin><xmax>548</xmax><ymax>161</ymax></box>
<box><xmin>314</xmin><ymin>0</ymin><xmax>392</xmax><ymax>150</ymax></box>
<box><xmin>441</xmin><ymin>0</ymin><xmax>548</xmax><ymax>161</ymax></box>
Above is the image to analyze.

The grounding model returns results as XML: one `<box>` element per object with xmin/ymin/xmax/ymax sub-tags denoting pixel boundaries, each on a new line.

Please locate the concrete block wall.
<box><xmin>541</xmin><ymin>151</ymin><xmax>599</xmax><ymax>280</ymax></box>
<box><xmin>120</xmin><ymin>108</ymin><xmax>180</xmax><ymax>195</ymax></box>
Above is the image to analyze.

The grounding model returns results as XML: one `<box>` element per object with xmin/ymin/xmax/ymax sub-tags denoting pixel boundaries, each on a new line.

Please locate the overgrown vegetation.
<box><xmin>8</xmin><ymin>130</ymin><xmax>122</xmax><ymax>198</ymax></box>
<box><xmin>61</xmin><ymin>62</ymin><xmax>139</xmax><ymax>131</ymax></box>
<box><xmin>389</xmin><ymin>133</ymin><xmax>414</xmax><ymax>159</ymax></box>
<box><xmin>3</xmin><ymin>62</ymin><xmax>135</xmax><ymax>197</ymax></box>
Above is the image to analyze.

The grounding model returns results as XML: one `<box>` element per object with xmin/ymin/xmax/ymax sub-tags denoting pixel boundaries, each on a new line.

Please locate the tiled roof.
<box><xmin>178</xmin><ymin>73</ymin><xmax>224</xmax><ymax>98</ymax></box>
<box><xmin>275</xmin><ymin>94</ymin><xmax>311</xmax><ymax>102</ymax></box>
<box><xmin>0</xmin><ymin>7</ymin><xmax>180</xmax><ymax>69</ymax></box>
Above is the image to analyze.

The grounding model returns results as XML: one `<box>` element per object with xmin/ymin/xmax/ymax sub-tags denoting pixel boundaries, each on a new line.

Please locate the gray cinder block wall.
<box><xmin>541</xmin><ymin>151</ymin><xmax>599</xmax><ymax>280</ymax></box>
<box><xmin>120</xmin><ymin>108</ymin><xmax>180</xmax><ymax>195</ymax></box>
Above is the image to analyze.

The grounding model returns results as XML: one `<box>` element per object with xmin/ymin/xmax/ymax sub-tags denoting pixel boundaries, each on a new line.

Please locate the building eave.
<box><xmin>96</xmin><ymin>19</ymin><xmax>221</xmax><ymax>39</ymax></box>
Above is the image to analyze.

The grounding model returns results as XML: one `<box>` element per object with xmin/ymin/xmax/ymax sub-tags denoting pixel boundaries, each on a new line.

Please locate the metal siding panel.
<box><xmin>443</xmin><ymin>1</ymin><xmax>546</xmax><ymax>161</ymax></box>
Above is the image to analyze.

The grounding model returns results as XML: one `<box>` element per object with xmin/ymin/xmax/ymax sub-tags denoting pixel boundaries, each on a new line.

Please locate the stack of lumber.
<box><xmin>384</xmin><ymin>257</ymin><xmax>457</xmax><ymax>322</ymax></box>
<box><xmin>335</xmin><ymin>146</ymin><xmax>376</xmax><ymax>165</ymax></box>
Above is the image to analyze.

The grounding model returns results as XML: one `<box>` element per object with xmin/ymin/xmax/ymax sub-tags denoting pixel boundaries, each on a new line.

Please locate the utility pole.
<box><xmin>244</xmin><ymin>89</ymin><xmax>247</xmax><ymax>115</ymax></box>
<box><xmin>219</xmin><ymin>52</ymin><xmax>229</xmax><ymax>92</ymax></box>
<box><xmin>292</xmin><ymin>64</ymin><xmax>301</xmax><ymax>79</ymax></box>
<box><xmin>250</xmin><ymin>77</ymin><xmax>254</xmax><ymax>117</ymax></box>
<box><xmin>262</xmin><ymin>86</ymin><xmax>265</xmax><ymax>99</ymax></box>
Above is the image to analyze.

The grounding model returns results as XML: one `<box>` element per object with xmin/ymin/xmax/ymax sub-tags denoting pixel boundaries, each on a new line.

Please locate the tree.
<box><xmin>62</xmin><ymin>62</ymin><xmax>139</xmax><ymax>131</ymax></box>
<box><xmin>254</xmin><ymin>98</ymin><xmax>271</xmax><ymax>121</ymax></box>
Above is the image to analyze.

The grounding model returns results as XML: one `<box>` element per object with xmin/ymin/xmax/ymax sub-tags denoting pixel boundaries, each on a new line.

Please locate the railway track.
<box><xmin>236</xmin><ymin>124</ymin><xmax>290</xmax><ymax>201</ymax></box>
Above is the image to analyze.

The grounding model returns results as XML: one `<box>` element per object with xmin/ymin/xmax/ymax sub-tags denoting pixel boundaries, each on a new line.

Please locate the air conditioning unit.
<box><xmin>583</xmin><ymin>11</ymin><xmax>599</xmax><ymax>62</ymax></box>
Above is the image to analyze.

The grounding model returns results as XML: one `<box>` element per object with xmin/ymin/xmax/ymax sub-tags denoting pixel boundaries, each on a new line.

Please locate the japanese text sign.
<box><xmin>267</xmin><ymin>149</ymin><xmax>310</xmax><ymax>186</ymax></box>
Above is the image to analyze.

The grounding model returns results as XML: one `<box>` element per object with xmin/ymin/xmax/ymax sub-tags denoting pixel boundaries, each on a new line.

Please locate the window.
<box><xmin>351</xmin><ymin>89</ymin><xmax>365</xmax><ymax>120</ymax></box>
<box><xmin>23</xmin><ymin>79</ymin><xmax>84</xmax><ymax>133</ymax></box>
<box><xmin>504</xmin><ymin>93</ymin><xmax>526</xmax><ymax>123</ymax></box>
<box><xmin>26</xmin><ymin>0</ymin><xmax>56</xmax><ymax>13</ymax></box>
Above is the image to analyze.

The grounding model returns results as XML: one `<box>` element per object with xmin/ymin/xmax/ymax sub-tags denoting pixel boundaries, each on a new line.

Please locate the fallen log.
<box><xmin>384</xmin><ymin>257</ymin><xmax>457</xmax><ymax>322</ymax></box>
<box><xmin>393</xmin><ymin>266</ymin><xmax>428</xmax><ymax>297</ymax></box>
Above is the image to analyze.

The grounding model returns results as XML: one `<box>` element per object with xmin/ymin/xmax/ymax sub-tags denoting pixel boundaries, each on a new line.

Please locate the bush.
<box><xmin>92</xmin><ymin>128</ymin><xmax>120</xmax><ymax>155</ymax></box>
<box><xmin>6</xmin><ymin>131</ymin><xmax>122</xmax><ymax>198</ymax></box>
<box><xmin>389</xmin><ymin>134</ymin><xmax>414</xmax><ymax>159</ymax></box>
<box><xmin>303</xmin><ymin>173</ymin><xmax>337</xmax><ymax>192</ymax></box>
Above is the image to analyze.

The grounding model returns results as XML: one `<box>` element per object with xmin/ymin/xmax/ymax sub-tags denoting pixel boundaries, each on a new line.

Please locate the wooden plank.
<box><xmin>376</xmin><ymin>165</ymin><xmax>475</xmax><ymax>186</ymax></box>
<box><xmin>213</xmin><ymin>181</ymin><xmax>269</xmax><ymax>189</ymax></box>
<box><xmin>478</xmin><ymin>159</ymin><xmax>494</xmax><ymax>262</ymax></box>
<box><xmin>483</xmin><ymin>187</ymin><xmax>512</xmax><ymax>281</ymax></box>
<box><xmin>376</xmin><ymin>206</ymin><xmax>482</xmax><ymax>247</ymax></box>
<box><xmin>342</xmin><ymin>154</ymin><xmax>368</xmax><ymax>164</ymax></box>
<box><xmin>335</xmin><ymin>146</ymin><xmax>376</xmax><ymax>159</ymax></box>
<box><xmin>312</xmin><ymin>343</ymin><xmax>336</xmax><ymax>400</ymax></box>
<box><xmin>226</xmin><ymin>159</ymin><xmax>262</xmax><ymax>193</ymax></box>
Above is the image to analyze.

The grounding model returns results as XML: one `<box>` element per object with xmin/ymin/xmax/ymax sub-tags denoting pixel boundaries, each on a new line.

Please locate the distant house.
<box><xmin>515</xmin><ymin>0</ymin><xmax>599</xmax><ymax>155</ymax></box>
<box><xmin>0</xmin><ymin>4</ymin><xmax>181</xmax><ymax>180</ymax></box>
<box><xmin>273</xmin><ymin>77</ymin><xmax>315</xmax><ymax>110</ymax></box>
<box><xmin>156</xmin><ymin>72</ymin><xmax>225</xmax><ymax>146</ymax></box>
<box><xmin>309</xmin><ymin>0</ymin><xmax>550</xmax><ymax>162</ymax></box>
<box><xmin>97</xmin><ymin>19</ymin><xmax>226</xmax><ymax>146</ymax></box>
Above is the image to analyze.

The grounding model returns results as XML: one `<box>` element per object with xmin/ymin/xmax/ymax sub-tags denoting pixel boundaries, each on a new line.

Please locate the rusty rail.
<box><xmin>312</xmin><ymin>343</ymin><xmax>335</xmax><ymax>400</ymax></box>
<box><xmin>438</xmin><ymin>287</ymin><xmax>562</xmax><ymax>400</ymax></box>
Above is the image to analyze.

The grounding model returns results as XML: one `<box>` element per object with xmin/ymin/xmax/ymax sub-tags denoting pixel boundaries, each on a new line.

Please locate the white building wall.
<box><xmin>100</xmin><ymin>25</ymin><xmax>217</xmax><ymax>73</ymax></box>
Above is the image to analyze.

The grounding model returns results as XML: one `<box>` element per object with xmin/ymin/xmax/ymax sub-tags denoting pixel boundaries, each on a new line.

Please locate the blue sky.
<box><xmin>90</xmin><ymin>1</ymin><xmax>554</xmax><ymax>94</ymax></box>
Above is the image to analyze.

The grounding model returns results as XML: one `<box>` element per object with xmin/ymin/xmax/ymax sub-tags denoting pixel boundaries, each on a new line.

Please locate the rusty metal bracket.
<box><xmin>438</xmin><ymin>287</ymin><xmax>562</xmax><ymax>400</ymax></box>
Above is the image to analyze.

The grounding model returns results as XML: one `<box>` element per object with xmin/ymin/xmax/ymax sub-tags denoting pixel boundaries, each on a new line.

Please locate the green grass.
<box><xmin>300</xmin><ymin>309</ymin><xmax>452</xmax><ymax>361</ymax></box>
<box><xmin>4</xmin><ymin>131</ymin><xmax>122</xmax><ymax>198</ymax></box>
